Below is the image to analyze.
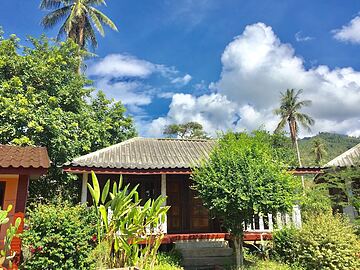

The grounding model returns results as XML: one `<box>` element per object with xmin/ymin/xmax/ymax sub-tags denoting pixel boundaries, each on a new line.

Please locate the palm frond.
<box><xmin>87</xmin><ymin>7</ymin><xmax>105</xmax><ymax>36</ymax></box>
<box><xmin>89</xmin><ymin>7</ymin><xmax>118</xmax><ymax>31</ymax></box>
<box><xmin>85</xmin><ymin>0</ymin><xmax>106</xmax><ymax>6</ymax></box>
<box><xmin>84</xmin><ymin>17</ymin><xmax>98</xmax><ymax>49</ymax></box>
<box><xmin>40</xmin><ymin>0</ymin><xmax>62</xmax><ymax>9</ymax></box>
<box><xmin>294</xmin><ymin>112</ymin><xmax>315</xmax><ymax>132</ymax></box>
<box><xmin>275</xmin><ymin>117</ymin><xmax>288</xmax><ymax>133</ymax></box>
<box><xmin>41</xmin><ymin>6</ymin><xmax>72</xmax><ymax>29</ymax></box>
<box><xmin>57</xmin><ymin>14</ymin><xmax>72</xmax><ymax>40</ymax></box>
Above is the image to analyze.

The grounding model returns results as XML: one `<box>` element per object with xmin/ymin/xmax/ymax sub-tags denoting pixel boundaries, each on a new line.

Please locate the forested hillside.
<box><xmin>299</xmin><ymin>132</ymin><xmax>360</xmax><ymax>166</ymax></box>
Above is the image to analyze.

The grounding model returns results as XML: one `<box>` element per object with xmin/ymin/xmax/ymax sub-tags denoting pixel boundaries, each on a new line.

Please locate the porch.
<box><xmin>78</xmin><ymin>172</ymin><xmax>302</xmax><ymax>239</ymax></box>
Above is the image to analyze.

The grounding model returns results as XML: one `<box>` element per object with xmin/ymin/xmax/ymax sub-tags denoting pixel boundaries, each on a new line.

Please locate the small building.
<box><xmin>0</xmin><ymin>145</ymin><xmax>50</xmax><ymax>268</ymax></box>
<box><xmin>64</xmin><ymin>137</ymin><xmax>305</xmax><ymax>236</ymax></box>
<box><xmin>322</xmin><ymin>143</ymin><xmax>360</xmax><ymax>219</ymax></box>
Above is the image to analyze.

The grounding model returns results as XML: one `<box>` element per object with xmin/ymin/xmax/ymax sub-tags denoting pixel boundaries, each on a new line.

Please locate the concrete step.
<box><xmin>182</xmin><ymin>256</ymin><xmax>235</xmax><ymax>267</ymax></box>
<box><xmin>175</xmin><ymin>240</ymin><xmax>229</xmax><ymax>249</ymax></box>
<box><xmin>181</xmin><ymin>247</ymin><xmax>233</xmax><ymax>258</ymax></box>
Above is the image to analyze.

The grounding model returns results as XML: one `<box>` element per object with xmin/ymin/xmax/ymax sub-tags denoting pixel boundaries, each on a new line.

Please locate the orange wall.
<box><xmin>0</xmin><ymin>175</ymin><xmax>19</xmax><ymax>240</ymax></box>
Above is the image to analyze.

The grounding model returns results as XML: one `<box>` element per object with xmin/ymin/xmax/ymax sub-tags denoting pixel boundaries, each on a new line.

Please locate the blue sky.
<box><xmin>2</xmin><ymin>1</ymin><xmax>360</xmax><ymax>137</ymax></box>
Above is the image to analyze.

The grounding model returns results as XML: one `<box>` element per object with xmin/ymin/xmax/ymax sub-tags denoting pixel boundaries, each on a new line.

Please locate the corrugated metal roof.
<box><xmin>66</xmin><ymin>137</ymin><xmax>216</xmax><ymax>170</ymax></box>
<box><xmin>326</xmin><ymin>143</ymin><xmax>360</xmax><ymax>167</ymax></box>
<box><xmin>0</xmin><ymin>145</ymin><xmax>50</xmax><ymax>169</ymax></box>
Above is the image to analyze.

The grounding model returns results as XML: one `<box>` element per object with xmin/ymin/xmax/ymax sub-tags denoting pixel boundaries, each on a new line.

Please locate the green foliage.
<box><xmin>245</xmin><ymin>260</ymin><xmax>303</xmax><ymax>270</ymax></box>
<box><xmin>163</xmin><ymin>121</ymin><xmax>210</xmax><ymax>139</ymax></box>
<box><xmin>154</xmin><ymin>251</ymin><xmax>183</xmax><ymax>270</ymax></box>
<box><xmin>0</xmin><ymin>34</ymin><xmax>136</xmax><ymax>201</ymax></box>
<box><xmin>300</xmin><ymin>184</ymin><xmax>332</xmax><ymax>221</ymax></box>
<box><xmin>192</xmin><ymin>131</ymin><xmax>300</xmax><ymax>267</ymax></box>
<box><xmin>299</xmin><ymin>132</ymin><xmax>360</xmax><ymax>166</ymax></box>
<box><xmin>192</xmin><ymin>131</ymin><xmax>299</xmax><ymax>237</ymax></box>
<box><xmin>0</xmin><ymin>205</ymin><xmax>21</xmax><ymax>268</ymax></box>
<box><xmin>273</xmin><ymin>214</ymin><xmax>360</xmax><ymax>270</ymax></box>
<box><xmin>88</xmin><ymin>172</ymin><xmax>170</xmax><ymax>269</ymax></box>
<box><xmin>21</xmin><ymin>201</ymin><xmax>97</xmax><ymax>270</ymax></box>
<box><xmin>322</xmin><ymin>166</ymin><xmax>360</xmax><ymax>210</ymax></box>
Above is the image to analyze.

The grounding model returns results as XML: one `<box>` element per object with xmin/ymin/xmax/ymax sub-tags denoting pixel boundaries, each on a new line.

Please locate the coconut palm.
<box><xmin>311</xmin><ymin>138</ymin><xmax>327</xmax><ymax>165</ymax></box>
<box><xmin>274</xmin><ymin>89</ymin><xmax>315</xmax><ymax>168</ymax></box>
<box><xmin>40</xmin><ymin>0</ymin><xmax>118</xmax><ymax>50</ymax></box>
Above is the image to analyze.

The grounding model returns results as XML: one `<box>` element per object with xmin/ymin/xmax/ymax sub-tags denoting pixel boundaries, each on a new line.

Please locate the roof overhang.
<box><xmin>62</xmin><ymin>166</ymin><xmax>192</xmax><ymax>175</ymax></box>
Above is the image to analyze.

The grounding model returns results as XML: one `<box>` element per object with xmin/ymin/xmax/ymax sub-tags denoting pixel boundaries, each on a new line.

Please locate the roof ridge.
<box><xmin>155</xmin><ymin>138</ymin><xmax>214</xmax><ymax>142</ymax></box>
<box><xmin>326</xmin><ymin>142</ymin><xmax>360</xmax><ymax>166</ymax></box>
<box><xmin>72</xmin><ymin>137</ymin><xmax>143</xmax><ymax>162</ymax></box>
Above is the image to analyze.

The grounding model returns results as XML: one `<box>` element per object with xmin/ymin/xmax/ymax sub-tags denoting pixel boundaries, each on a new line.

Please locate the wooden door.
<box><xmin>167</xmin><ymin>181</ymin><xmax>182</xmax><ymax>232</ymax></box>
<box><xmin>189</xmin><ymin>190</ymin><xmax>210</xmax><ymax>232</ymax></box>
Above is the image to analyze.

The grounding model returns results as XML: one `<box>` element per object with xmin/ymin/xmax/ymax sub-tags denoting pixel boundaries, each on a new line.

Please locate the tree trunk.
<box><xmin>233</xmin><ymin>235</ymin><xmax>244</xmax><ymax>269</ymax></box>
<box><xmin>289</xmin><ymin>120</ymin><xmax>305</xmax><ymax>189</ymax></box>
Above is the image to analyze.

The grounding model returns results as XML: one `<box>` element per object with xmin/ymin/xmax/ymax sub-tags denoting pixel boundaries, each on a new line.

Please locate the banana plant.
<box><xmin>0</xmin><ymin>205</ymin><xmax>22</xmax><ymax>269</ymax></box>
<box><xmin>88</xmin><ymin>171</ymin><xmax>170</xmax><ymax>269</ymax></box>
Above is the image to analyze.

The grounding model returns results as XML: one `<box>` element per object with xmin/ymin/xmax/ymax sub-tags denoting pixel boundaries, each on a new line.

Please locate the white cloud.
<box><xmin>333</xmin><ymin>15</ymin><xmax>360</xmax><ymax>44</ymax></box>
<box><xmin>147</xmin><ymin>22</ymin><xmax>360</xmax><ymax>137</ymax></box>
<box><xmin>88</xmin><ymin>53</ymin><xmax>191</xmax><ymax>111</ymax></box>
<box><xmin>171</xmin><ymin>74</ymin><xmax>192</xmax><ymax>85</ymax></box>
<box><xmin>295</xmin><ymin>31</ymin><xmax>314</xmax><ymax>42</ymax></box>
<box><xmin>88</xmin><ymin>54</ymin><xmax>156</xmax><ymax>78</ymax></box>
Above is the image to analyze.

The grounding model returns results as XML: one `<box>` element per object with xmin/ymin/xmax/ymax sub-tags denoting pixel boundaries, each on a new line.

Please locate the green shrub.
<box><xmin>21</xmin><ymin>201</ymin><xmax>97</xmax><ymax>270</ymax></box>
<box><xmin>153</xmin><ymin>251</ymin><xmax>183</xmax><ymax>270</ymax></box>
<box><xmin>245</xmin><ymin>260</ymin><xmax>302</xmax><ymax>270</ymax></box>
<box><xmin>273</xmin><ymin>214</ymin><xmax>360</xmax><ymax>270</ymax></box>
<box><xmin>300</xmin><ymin>185</ymin><xmax>332</xmax><ymax>221</ymax></box>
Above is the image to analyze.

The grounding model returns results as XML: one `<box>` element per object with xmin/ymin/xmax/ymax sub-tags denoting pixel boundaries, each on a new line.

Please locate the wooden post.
<box><xmin>81</xmin><ymin>173</ymin><xmax>88</xmax><ymax>204</ymax></box>
<box><xmin>161</xmin><ymin>174</ymin><xmax>167</xmax><ymax>234</ymax></box>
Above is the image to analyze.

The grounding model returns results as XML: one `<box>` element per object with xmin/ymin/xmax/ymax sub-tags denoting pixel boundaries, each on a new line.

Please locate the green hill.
<box><xmin>299</xmin><ymin>132</ymin><xmax>360</xmax><ymax>166</ymax></box>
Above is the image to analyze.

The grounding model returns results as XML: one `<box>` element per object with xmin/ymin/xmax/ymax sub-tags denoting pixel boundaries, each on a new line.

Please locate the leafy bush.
<box><xmin>300</xmin><ymin>185</ymin><xmax>332</xmax><ymax>221</ymax></box>
<box><xmin>154</xmin><ymin>251</ymin><xmax>183</xmax><ymax>270</ymax></box>
<box><xmin>273</xmin><ymin>214</ymin><xmax>360</xmax><ymax>270</ymax></box>
<box><xmin>21</xmin><ymin>201</ymin><xmax>97</xmax><ymax>270</ymax></box>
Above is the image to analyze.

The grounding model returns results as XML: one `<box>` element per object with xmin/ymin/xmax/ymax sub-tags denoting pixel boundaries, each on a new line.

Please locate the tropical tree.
<box><xmin>192</xmin><ymin>131</ymin><xmax>299</xmax><ymax>268</ymax></box>
<box><xmin>40</xmin><ymin>0</ymin><xmax>118</xmax><ymax>50</ymax></box>
<box><xmin>274</xmin><ymin>89</ymin><xmax>314</xmax><ymax>168</ymax></box>
<box><xmin>163</xmin><ymin>122</ymin><xmax>209</xmax><ymax>139</ymax></box>
<box><xmin>311</xmin><ymin>138</ymin><xmax>327</xmax><ymax>165</ymax></box>
<box><xmin>0</xmin><ymin>35</ymin><xmax>136</xmax><ymax>201</ymax></box>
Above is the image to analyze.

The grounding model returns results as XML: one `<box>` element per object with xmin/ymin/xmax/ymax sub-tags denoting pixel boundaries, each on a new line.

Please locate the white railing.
<box><xmin>244</xmin><ymin>205</ymin><xmax>302</xmax><ymax>232</ymax></box>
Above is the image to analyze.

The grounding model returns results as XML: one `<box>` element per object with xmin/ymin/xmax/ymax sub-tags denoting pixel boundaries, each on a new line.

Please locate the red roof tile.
<box><xmin>0</xmin><ymin>145</ymin><xmax>50</xmax><ymax>169</ymax></box>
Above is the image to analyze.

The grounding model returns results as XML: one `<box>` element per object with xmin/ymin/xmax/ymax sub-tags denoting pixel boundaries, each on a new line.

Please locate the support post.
<box><xmin>161</xmin><ymin>174</ymin><xmax>167</xmax><ymax>234</ymax></box>
<box><xmin>292</xmin><ymin>205</ymin><xmax>302</xmax><ymax>228</ymax></box>
<box><xmin>81</xmin><ymin>173</ymin><xmax>89</xmax><ymax>204</ymax></box>
<box><xmin>259</xmin><ymin>214</ymin><xmax>265</xmax><ymax>231</ymax></box>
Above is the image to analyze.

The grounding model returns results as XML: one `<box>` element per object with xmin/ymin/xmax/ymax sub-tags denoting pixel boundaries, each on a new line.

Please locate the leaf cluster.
<box><xmin>0</xmin><ymin>34</ymin><xmax>136</xmax><ymax>201</ymax></box>
<box><xmin>273</xmin><ymin>213</ymin><xmax>360</xmax><ymax>270</ymax></box>
<box><xmin>20</xmin><ymin>201</ymin><xmax>97</xmax><ymax>270</ymax></box>
<box><xmin>192</xmin><ymin>131</ymin><xmax>300</xmax><ymax>236</ymax></box>
<box><xmin>88</xmin><ymin>172</ymin><xmax>170</xmax><ymax>269</ymax></box>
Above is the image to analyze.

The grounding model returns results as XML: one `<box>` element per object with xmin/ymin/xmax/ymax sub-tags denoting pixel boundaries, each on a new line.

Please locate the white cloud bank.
<box><xmin>147</xmin><ymin>23</ymin><xmax>360</xmax><ymax>137</ymax></box>
<box><xmin>333</xmin><ymin>15</ymin><xmax>360</xmax><ymax>44</ymax></box>
<box><xmin>88</xmin><ymin>54</ymin><xmax>190</xmax><ymax>110</ymax></box>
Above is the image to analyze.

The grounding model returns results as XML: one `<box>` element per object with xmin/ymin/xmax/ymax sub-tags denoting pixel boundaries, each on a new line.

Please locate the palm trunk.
<box><xmin>289</xmin><ymin>120</ymin><xmax>305</xmax><ymax>189</ymax></box>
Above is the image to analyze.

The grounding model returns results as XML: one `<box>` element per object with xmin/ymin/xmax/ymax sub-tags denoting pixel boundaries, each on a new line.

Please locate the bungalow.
<box><xmin>63</xmin><ymin>137</ymin><xmax>311</xmax><ymax>235</ymax></box>
<box><xmin>0</xmin><ymin>145</ymin><xmax>50</xmax><ymax>268</ymax></box>
<box><xmin>64</xmin><ymin>137</ymin><xmax>311</xmax><ymax>268</ymax></box>
<box><xmin>322</xmin><ymin>143</ymin><xmax>360</xmax><ymax>220</ymax></box>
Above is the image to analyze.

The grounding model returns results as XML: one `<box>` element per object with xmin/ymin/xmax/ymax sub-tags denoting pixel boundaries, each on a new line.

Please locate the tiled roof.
<box><xmin>66</xmin><ymin>137</ymin><xmax>216</xmax><ymax>170</ymax></box>
<box><xmin>0</xmin><ymin>145</ymin><xmax>50</xmax><ymax>169</ymax></box>
<box><xmin>326</xmin><ymin>143</ymin><xmax>360</xmax><ymax>167</ymax></box>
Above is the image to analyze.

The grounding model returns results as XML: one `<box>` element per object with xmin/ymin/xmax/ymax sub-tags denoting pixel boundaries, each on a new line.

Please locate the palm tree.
<box><xmin>311</xmin><ymin>138</ymin><xmax>327</xmax><ymax>165</ymax></box>
<box><xmin>274</xmin><ymin>89</ymin><xmax>315</xmax><ymax>171</ymax></box>
<box><xmin>40</xmin><ymin>0</ymin><xmax>118</xmax><ymax>50</ymax></box>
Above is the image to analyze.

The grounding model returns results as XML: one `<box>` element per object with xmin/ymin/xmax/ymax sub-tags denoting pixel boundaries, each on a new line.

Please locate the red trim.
<box><xmin>161</xmin><ymin>232</ymin><xmax>272</xmax><ymax>244</ymax></box>
<box><xmin>63</xmin><ymin>166</ymin><xmax>192</xmax><ymax>175</ymax></box>
<box><xmin>0</xmin><ymin>168</ymin><xmax>48</xmax><ymax>175</ymax></box>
